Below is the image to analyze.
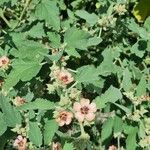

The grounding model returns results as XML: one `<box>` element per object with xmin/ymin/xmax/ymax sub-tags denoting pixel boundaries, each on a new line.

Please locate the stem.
<box><xmin>79</xmin><ymin>122</ymin><xmax>85</xmax><ymax>135</ymax></box>
<box><xmin>79</xmin><ymin>122</ymin><xmax>90</xmax><ymax>140</ymax></box>
<box><xmin>19</xmin><ymin>0</ymin><xmax>31</xmax><ymax>22</ymax></box>
<box><xmin>67</xmin><ymin>81</ymin><xmax>78</xmax><ymax>91</ymax></box>
<box><xmin>12</xmin><ymin>0</ymin><xmax>32</xmax><ymax>30</ymax></box>
<box><xmin>67</xmin><ymin>68</ymin><xmax>77</xmax><ymax>73</ymax></box>
<box><xmin>117</xmin><ymin>136</ymin><xmax>120</xmax><ymax>150</ymax></box>
<box><xmin>98</xmin><ymin>28</ymin><xmax>102</xmax><ymax>37</ymax></box>
<box><xmin>0</xmin><ymin>11</ymin><xmax>11</xmax><ymax>28</ymax></box>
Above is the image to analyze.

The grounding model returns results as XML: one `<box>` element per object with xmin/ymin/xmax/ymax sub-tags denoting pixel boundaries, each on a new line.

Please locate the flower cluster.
<box><xmin>54</xmin><ymin>98</ymin><xmax>97</xmax><ymax>127</ymax></box>
<box><xmin>13</xmin><ymin>96</ymin><xmax>26</xmax><ymax>107</ymax></box>
<box><xmin>14</xmin><ymin>135</ymin><xmax>27</xmax><ymax>150</ymax></box>
<box><xmin>114</xmin><ymin>4</ymin><xmax>127</xmax><ymax>15</ymax></box>
<box><xmin>73</xmin><ymin>98</ymin><xmax>97</xmax><ymax>123</ymax></box>
<box><xmin>0</xmin><ymin>56</ymin><xmax>10</xmax><ymax>69</ymax></box>
<box><xmin>55</xmin><ymin>109</ymin><xmax>73</xmax><ymax>126</ymax></box>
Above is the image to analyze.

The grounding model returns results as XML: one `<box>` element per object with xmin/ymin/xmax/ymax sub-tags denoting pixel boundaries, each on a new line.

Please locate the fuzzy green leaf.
<box><xmin>75</xmin><ymin>10</ymin><xmax>98</xmax><ymax>26</ymax></box>
<box><xmin>0</xmin><ymin>94</ymin><xmax>22</xmax><ymax>127</ymax></box>
<box><xmin>4</xmin><ymin>60</ymin><xmax>42</xmax><ymax>90</ymax></box>
<box><xmin>95</xmin><ymin>86</ymin><xmax>122</xmax><ymax>108</ymax></box>
<box><xmin>136</xmin><ymin>75</ymin><xmax>147</xmax><ymax>97</ymax></box>
<box><xmin>28</xmin><ymin>122</ymin><xmax>42</xmax><ymax>147</ymax></box>
<box><xmin>47</xmin><ymin>32</ymin><xmax>61</xmax><ymax>48</ymax></box>
<box><xmin>0</xmin><ymin>112</ymin><xmax>7</xmax><ymax>136</ymax></box>
<box><xmin>35</xmin><ymin>0</ymin><xmax>60</xmax><ymax>31</ymax></box>
<box><xmin>44</xmin><ymin>120</ymin><xmax>58</xmax><ymax>145</ymax></box>
<box><xmin>27</xmin><ymin>23</ymin><xmax>45</xmax><ymax>38</ymax></box>
<box><xmin>76</xmin><ymin>65</ymin><xmax>100</xmax><ymax>84</ymax></box>
<box><xmin>10</xmin><ymin>33</ymin><xmax>48</xmax><ymax>60</ymax></box>
<box><xmin>18</xmin><ymin>98</ymin><xmax>55</xmax><ymax>110</ymax></box>
<box><xmin>97</xmin><ymin>49</ymin><xmax>117</xmax><ymax>76</ymax></box>
<box><xmin>64</xmin><ymin>27</ymin><xmax>90</xmax><ymax>51</ymax></box>
<box><xmin>126</xmin><ymin>128</ymin><xmax>137</xmax><ymax>150</ymax></box>
<box><xmin>122</xmin><ymin>68</ymin><xmax>132</xmax><ymax>91</ymax></box>
<box><xmin>63</xmin><ymin>142</ymin><xmax>74</xmax><ymax>150</ymax></box>
<box><xmin>101</xmin><ymin>118</ymin><xmax>114</xmax><ymax>142</ymax></box>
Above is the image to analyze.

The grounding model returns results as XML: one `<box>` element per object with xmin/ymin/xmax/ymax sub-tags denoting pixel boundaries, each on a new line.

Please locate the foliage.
<box><xmin>0</xmin><ymin>0</ymin><xmax>149</xmax><ymax>149</ymax></box>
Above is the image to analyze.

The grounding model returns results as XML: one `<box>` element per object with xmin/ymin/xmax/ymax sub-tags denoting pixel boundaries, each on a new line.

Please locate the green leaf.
<box><xmin>4</xmin><ymin>60</ymin><xmax>42</xmax><ymax>90</ymax></box>
<box><xmin>76</xmin><ymin>65</ymin><xmax>100</xmax><ymax>84</ymax></box>
<box><xmin>27</xmin><ymin>23</ymin><xmax>45</xmax><ymax>38</ymax></box>
<box><xmin>0</xmin><ymin>94</ymin><xmax>22</xmax><ymax>127</ymax></box>
<box><xmin>63</xmin><ymin>142</ymin><xmax>74</xmax><ymax>150</ymax></box>
<box><xmin>95</xmin><ymin>86</ymin><xmax>122</xmax><ymax>108</ymax></box>
<box><xmin>75</xmin><ymin>10</ymin><xmax>98</xmax><ymax>26</ymax></box>
<box><xmin>122</xmin><ymin>68</ymin><xmax>132</xmax><ymax>91</ymax></box>
<box><xmin>131</xmin><ymin>41</ymin><xmax>146</xmax><ymax>58</ymax></box>
<box><xmin>128</xmin><ymin>20</ymin><xmax>150</xmax><ymax>40</ymax></box>
<box><xmin>0</xmin><ymin>0</ymin><xmax>10</xmax><ymax>5</ymax></box>
<box><xmin>44</xmin><ymin>120</ymin><xmax>58</xmax><ymax>145</ymax></box>
<box><xmin>144</xmin><ymin>16</ymin><xmax>150</xmax><ymax>30</ymax></box>
<box><xmin>0</xmin><ymin>112</ymin><xmax>7</xmax><ymax>136</ymax></box>
<box><xmin>112</xmin><ymin>103</ymin><xmax>131</xmax><ymax>113</ymax></box>
<box><xmin>18</xmin><ymin>98</ymin><xmax>54</xmax><ymax>110</ymax></box>
<box><xmin>113</xmin><ymin>116</ymin><xmax>123</xmax><ymax>133</ymax></box>
<box><xmin>35</xmin><ymin>0</ymin><xmax>60</xmax><ymax>31</ymax></box>
<box><xmin>136</xmin><ymin>75</ymin><xmax>147</xmax><ymax>97</ymax></box>
<box><xmin>97</xmin><ymin>49</ymin><xmax>117</xmax><ymax>76</ymax></box>
<box><xmin>64</xmin><ymin>47</ymin><xmax>81</xmax><ymax>58</ymax></box>
<box><xmin>101</xmin><ymin>117</ymin><xmax>114</xmax><ymax>142</ymax></box>
<box><xmin>28</xmin><ymin>122</ymin><xmax>42</xmax><ymax>147</ymax></box>
<box><xmin>3</xmin><ymin>70</ymin><xmax>20</xmax><ymax>90</ymax></box>
<box><xmin>87</xmin><ymin>37</ymin><xmax>102</xmax><ymax>46</ymax></box>
<box><xmin>10</xmin><ymin>33</ymin><xmax>48</xmax><ymax>61</ymax></box>
<box><xmin>64</xmin><ymin>27</ymin><xmax>90</xmax><ymax>51</ymax></box>
<box><xmin>126</xmin><ymin>128</ymin><xmax>137</xmax><ymax>150</ymax></box>
<box><xmin>47</xmin><ymin>32</ymin><xmax>61</xmax><ymax>48</ymax></box>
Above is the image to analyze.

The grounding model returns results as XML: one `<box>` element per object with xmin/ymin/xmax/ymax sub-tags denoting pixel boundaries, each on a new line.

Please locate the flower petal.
<box><xmin>66</xmin><ymin>117</ymin><xmax>72</xmax><ymax>125</ymax></box>
<box><xmin>89</xmin><ymin>102</ymin><xmax>97</xmax><ymax>113</ymax></box>
<box><xmin>75</xmin><ymin>112</ymin><xmax>84</xmax><ymax>122</ymax></box>
<box><xmin>59</xmin><ymin>120</ymin><xmax>65</xmax><ymax>126</ymax></box>
<box><xmin>17</xmin><ymin>135</ymin><xmax>23</xmax><ymax>141</ymax></box>
<box><xmin>85</xmin><ymin>113</ymin><xmax>95</xmax><ymax>121</ymax></box>
<box><xmin>73</xmin><ymin>102</ymin><xmax>81</xmax><ymax>112</ymax></box>
<box><xmin>80</xmin><ymin>98</ymin><xmax>90</xmax><ymax>106</ymax></box>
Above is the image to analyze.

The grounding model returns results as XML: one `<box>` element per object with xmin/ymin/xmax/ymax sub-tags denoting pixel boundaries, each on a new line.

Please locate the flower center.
<box><xmin>19</xmin><ymin>141</ymin><xmax>24</xmax><ymax>147</ymax></box>
<box><xmin>61</xmin><ymin>75</ymin><xmax>68</xmax><ymax>82</ymax></box>
<box><xmin>81</xmin><ymin>106</ymin><xmax>89</xmax><ymax>115</ymax></box>
<box><xmin>19</xmin><ymin>99</ymin><xmax>26</xmax><ymax>105</ymax></box>
<box><xmin>2</xmin><ymin>59</ymin><xmax>7</xmax><ymax>65</ymax></box>
<box><xmin>60</xmin><ymin>113</ymin><xmax>67</xmax><ymax>121</ymax></box>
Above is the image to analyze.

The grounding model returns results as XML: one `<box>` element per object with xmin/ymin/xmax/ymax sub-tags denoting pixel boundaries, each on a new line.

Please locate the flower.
<box><xmin>52</xmin><ymin>142</ymin><xmax>62</xmax><ymax>150</ymax></box>
<box><xmin>55</xmin><ymin>110</ymin><xmax>73</xmax><ymax>126</ymax></box>
<box><xmin>108</xmin><ymin>145</ymin><xmax>117</xmax><ymax>150</ymax></box>
<box><xmin>114</xmin><ymin>4</ymin><xmax>127</xmax><ymax>15</ymax></box>
<box><xmin>0</xmin><ymin>56</ymin><xmax>10</xmax><ymax>69</ymax></box>
<box><xmin>58</xmin><ymin>70</ymin><xmax>74</xmax><ymax>85</ymax></box>
<box><xmin>14</xmin><ymin>96</ymin><xmax>26</xmax><ymax>106</ymax></box>
<box><xmin>14</xmin><ymin>135</ymin><xmax>27</xmax><ymax>150</ymax></box>
<box><xmin>73</xmin><ymin>98</ymin><xmax>97</xmax><ymax>122</ymax></box>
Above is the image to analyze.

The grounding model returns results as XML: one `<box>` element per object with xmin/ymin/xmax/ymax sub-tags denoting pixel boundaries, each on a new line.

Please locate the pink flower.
<box><xmin>0</xmin><ymin>56</ymin><xmax>10</xmax><ymax>69</ymax></box>
<box><xmin>56</xmin><ymin>110</ymin><xmax>73</xmax><ymax>126</ymax></box>
<box><xmin>14</xmin><ymin>96</ymin><xmax>26</xmax><ymax>106</ymax></box>
<box><xmin>73</xmin><ymin>98</ymin><xmax>97</xmax><ymax>122</ymax></box>
<box><xmin>108</xmin><ymin>145</ymin><xmax>117</xmax><ymax>150</ymax></box>
<box><xmin>52</xmin><ymin>142</ymin><xmax>62</xmax><ymax>150</ymax></box>
<box><xmin>14</xmin><ymin>135</ymin><xmax>27</xmax><ymax>150</ymax></box>
<box><xmin>58</xmin><ymin>70</ymin><xmax>74</xmax><ymax>85</ymax></box>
